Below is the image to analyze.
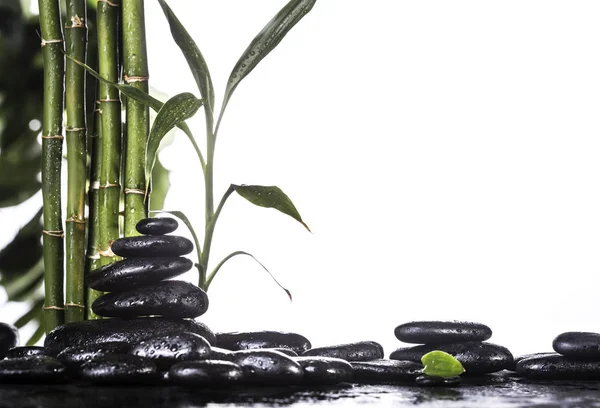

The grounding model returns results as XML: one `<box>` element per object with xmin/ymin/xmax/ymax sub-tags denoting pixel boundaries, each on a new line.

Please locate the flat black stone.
<box><xmin>516</xmin><ymin>354</ymin><xmax>600</xmax><ymax>380</ymax></box>
<box><xmin>92</xmin><ymin>280</ymin><xmax>209</xmax><ymax>319</ymax></box>
<box><xmin>44</xmin><ymin>317</ymin><xmax>216</xmax><ymax>356</ymax></box>
<box><xmin>216</xmin><ymin>331</ymin><xmax>311</xmax><ymax>354</ymax></box>
<box><xmin>130</xmin><ymin>332</ymin><xmax>211</xmax><ymax>370</ymax></box>
<box><xmin>111</xmin><ymin>235</ymin><xmax>193</xmax><ymax>258</ymax></box>
<box><xmin>210</xmin><ymin>347</ymin><xmax>234</xmax><ymax>361</ymax></box>
<box><xmin>415</xmin><ymin>374</ymin><xmax>461</xmax><ymax>386</ymax></box>
<box><xmin>136</xmin><ymin>217</ymin><xmax>179</xmax><ymax>235</ymax></box>
<box><xmin>0</xmin><ymin>322</ymin><xmax>19</xmax><ymax>359</ymax></box>
<box><xmin>394</xmin><ymin>321</ymin><xmax>492</xmax><ymax>344</ymax></box>
<box><xmin>351</xmin><ymin>359</ymin><xmax>423</xmax><ymax>384</ymax></box>
<box><xmin>389</xmin><ymin>342</ymin><xmax>514</xmax><ymax>374</ymax></box>
<box><xmin>88</xmin><ymin>257</ymin><xmax>193</xmax><ymax>292</ymax></box>
<box><xmin>232</xmin><ymin>349</ymin><xmax>304</xmax><ymax>385</ymax></box>
<box><xmin>512</xmin><ymin>352</ymin><xmax>559</xmax><ymax>371</ymax></box>
<box><xmin>79</xmin><ymin>355</ymin><xmax>158</xmax><ymax>384</ymax></box>
<box><xmin>553</xmin><ymin>332</ymin><xmax>600</xmax><ymax>360</ymax></box>
<box><xmin>5</xmin><ymin>346</ymin><xmax>48</xmax><ymax>359</ymax></box>
<box><xmin>56</xmin><ymin>341</ymin><xmax>132</xmax><ymax>370</ymax></box>
<box><xmin>294</xmin><ymin>356</ymin><xmax>353</xmax><ymax>385</ymax></box>
<box><xmin>302</xmin><ymin>341</ymin><xmax>384</xmax><ymax>361</ymax></box>
<box><xmin>0</xmin><ymin>356</ymin><xmax>66</xmax><ymax>383</ymax></box>
<box><xmin>169</xmin><ymin>360</ymin><xmax>244</xmax><ymax>387</ymax></box>
<box><xmin>262</xmin><ymin>348</ymin><xmax>298</xmax><ymax>357</ymax></box>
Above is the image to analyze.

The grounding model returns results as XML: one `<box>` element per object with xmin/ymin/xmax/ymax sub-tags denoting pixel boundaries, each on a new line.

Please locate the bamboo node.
<box><xmin>43</xmin><ymin>306</ymin><xmax>65</xmax><ymax>311</ymax></box>
<box><xmin>68</xmin><ymin>15</ymin><xmax>85</xmax><ymax>28</ymax></box>
<box><xmin>98</xmin><ymin>242</ymin><xmax>115</xmax><ymax>258</ymax></box>
<box><xmin>124</xmin><ymin>188</ymin><xmax>145</xmax><ymax>196</ymax></box>
<box><xmin>98</xmin><ymin>98</ymin><xmax>120</xmax><ymax>103</ymax></box>
<box><xmin>66</xmin><ymin>127</ymin><xmax>86</xmax><ymax>132</ymax></box>
<box><xmin>98</xmin><ymin>0</ymin><xmax>120</xmax><ymax>7</ymax></box>
<box><xmin>65</xmin><ymin>303</ymin><xmax>86</xmax><ymax>309</ymax></box>
<box><xmin>41</xmin><ymin>134</ymin><xmax>64</xmax><ymax>140</ymax></box>
<box><xmin>41</xmin><ymin>38</ymin><xmax>63</xmax><ymax>47</ymax></box>
<box><xmin>87</xmin><ymin>253</ymin><xmax>101</xmax><ymax>260</ymax></box>
<box><xmin>124</xmin><ymin>75</ymin><xmax>149</xmax><ymax>84</ymax></box>
<box><xmin>43</xmin><ymin>229</ymin><xmax>64</xmax><ymax>238</ymax></box>
<box><xmin>66</xmin><ymin>215</ymin><xmax>86</xmax><ymax>224</ymax></box>
<box><xmin>99</xmin><ymin>183</ymin><xmax>121</xmax><ymax>189</ymax></box>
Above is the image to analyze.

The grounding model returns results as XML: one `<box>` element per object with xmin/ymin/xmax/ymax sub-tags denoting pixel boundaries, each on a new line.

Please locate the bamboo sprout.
<box><xmin>38</xmin><ymin>0</ymin><xmax>65</xmax><ymax>333</ymax></box>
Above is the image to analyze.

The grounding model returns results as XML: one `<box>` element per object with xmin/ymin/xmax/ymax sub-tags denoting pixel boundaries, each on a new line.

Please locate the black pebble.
<box><xmin>516</xmin><ymin>354</ymin><xmax>600</xmax><ymax>380</ymax></box>
<box><xmin>5</xmin><ymin>346</ymin><xmax>47</xmax><ymax>359</ymax></box>
<box><xmin>232</xmin><ymin>349</ymin><xmax>304</xmax><ymax>385</ymax></box>
<box><xmin>415</xmin><ymin>374</ymin><xmax>461</xmax><ymax>387</ymax></box>
<box><xmin>302</xmin><ymin>341</ymin><xmax>384</xmax><ymax>362</ymax></box>
<box><xmin>0</xmin><ymin>322</ymin><xmax>19</xmax><ymax>359</ymax></box>
<box><xmin>216</xmin><ymin>331</ymin><xmax>311</xmax><ymax>354</ymax></box>
<box><xmin>351</xmin><ymin>359</ymin><xmax>422</xmax><ymax>384</ymax></box>
<box><xmin>394</xmin><ymin>321</ymin><xmax>492</xmax><ymax>344</ymax></box>
<box><xmin>130</xmin><ymin>332</ymin><xmax>211</xmax><ymax>370</ymax></box>
<box><xmin>553</xmin><ymin>332</ymin><xmax>600</xmax><ymax>360</ymax></box>
<box><xmin>79</xmin><ymin>354</ymin><xmax>159</xmax><ymax>384</ymax></box>
<box><xmin>136</xmin><ymin>217</ymin><xmax>179</xmax><ymax>235</ymax></box>
<box><xmin>57</xmin><ymin>341</ymin><xmax>132</xmax><ymax>370</ymax></box>
<box><xmin>111</xmin><ymin>235</ymin><xmax>193</xmax><ymax>258</ymax></box>
<box><xmin>294</xmin><ymin>356</ymin><xmax>353</xmax><ymax>385</ymax></box>
<box><xmin>0</xmin><ymin>356</ymin><xmax>67</xmax><ymax>383</ymax></box>
<box><xmin>169</xmin><ymin>360</ymin><xmax>244</xmax><ymax>387</ymax></box>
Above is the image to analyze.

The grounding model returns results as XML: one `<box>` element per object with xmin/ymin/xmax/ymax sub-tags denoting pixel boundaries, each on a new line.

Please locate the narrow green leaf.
<box><xmin>157</xmin><ymin>0</ymin><xmax>214</xmax><ymax>114</ymax></box>
<box><xmin>421</xmin><ymin>350</ymin><xmax>466</xmax><ymax>378</ymax></box>
<box><xmin>146</xmin><ymin>93</ymin><xmax>203</xmax><ymax>194</ymax></box>
<box><xmin>233</xmin><ymin>184</ymin><xmax>310</xmax><ymax>232</ymax></box>
<box><xmin>26</xmin><ymin>323</ymin><xmax>44</xmax><ymax>346</ymax></box>
<box><xmin>206</xmin><ymin>250</ymin><xmax>291</xmax><ymax>301</ymax></box>
<box><xmin>150</xmin><ymin>209</ymin><xmax>202</xmax><ymax>266</ymax></box>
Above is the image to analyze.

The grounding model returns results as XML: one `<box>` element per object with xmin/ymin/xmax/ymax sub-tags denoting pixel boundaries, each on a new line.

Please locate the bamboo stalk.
<box><xmin>38</xmin><ymin>0</ymin><xmax>65</xmax><ymax>333</ymax></box>
<box><xmin>122</xmin><ymin>0</ymin><xmax>149</xmax><ymax>236</ymax></box>
<box><xmin>64</xmin><ymin>0</ymin><xmax>88</xmax><ymax>323</ymax></box>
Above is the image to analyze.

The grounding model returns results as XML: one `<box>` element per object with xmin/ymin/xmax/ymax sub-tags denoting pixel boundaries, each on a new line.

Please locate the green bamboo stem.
<box><xmin>122</xmin><ymin>0</ymin><xmax>149</xmax><ymax>237</ymax></box>
<box><xmin>97</xmin><ymin>0</ymin><xmax>122</xmax><ymax>271</ymax></box>
<box><xmin>64</xmin><ymin>0</ymin><xmax>88</xmax><ymax>323</ymax></box>
<box><xmin>38</xmin><ymin>0</ymin><xmax>65</xmax><ymax>333</ymax></box>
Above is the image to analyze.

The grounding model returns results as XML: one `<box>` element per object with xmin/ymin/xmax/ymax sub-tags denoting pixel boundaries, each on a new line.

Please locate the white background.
<box><xmin>3</xmin><ymin>0</ymin><xmax>600</xmax><ymax>357</ymax></box>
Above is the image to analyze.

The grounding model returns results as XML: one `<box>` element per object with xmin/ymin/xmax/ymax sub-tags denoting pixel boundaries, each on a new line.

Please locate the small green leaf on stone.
<box><xmin>421</xmin><ymin>350</ymin><xmax>465</xmax><ymax>378</ymax></box>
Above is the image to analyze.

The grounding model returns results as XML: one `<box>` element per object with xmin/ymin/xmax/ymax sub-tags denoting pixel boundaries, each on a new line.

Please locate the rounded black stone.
<box><xmin>79</xmin><ymin>354</ymin><xmax>158</xmax><ymax>384</ymax></box>
<box><xmin>389</xmin><ymin>342</ymin><xmax>513</xmax><ymax>374</ymax></box>
<box><xmin>216</xmin><ymin>331</ymin><xmax>311</xmax><ymax>354</ymax></box>
<box><xmin>44</xmin><ymin>317</ymin><xmax>216</xmax><ymax>356</ymax></box>
<box><xmin>294</xmin><ymin>356</ymin><xmax>352</xmax><ymax>385</ymax></box>
<box><xmin>394</xmin><ymin>321</ymin><xmax>492</xmax><ymax>344</ymax></box>
<box><xmin>210</xmin><ymin>347</ymin><xmax>234</xmax><ymax>361</ymax></box>
<box><xmin>57</xmin><ymin>341</ymin><xmax>132</xmax><ymax>370</ymax></box>
<box><xmin>263</xmin><ymin>348</ymin><xmax>298</xmax><ymax>357</ymax></box>
<box><xmin>111</xmin><ymin>235</ymin><xmax>193</xmax><ymax>258</ymax></box>
<box><xmin>92</xmin><ymin>280</ymin><xmax>209</xmax><ymax>319</ymax></box>
<box><xmin>130</xmin><ymin>332</ymin><xmax>211</xmax><ymax>370</ymax></box>
<box><xmin>553</xmin><ymin>332</ymin><xmax>600</xmax><ymax>360</ymax></box>
<box><xmin>232</xmin><ymin>349</ymin><xmax>304</xmax><ymax>385</ymax></box>
<box><xmin>5</xmin><ymin>346</ymin><xmax>47</xmax><ymax>359</ymax></box>
<box><xmin>516</xmin><ymin>354</ymin><xmax>600</xmax><ymax>380</ymax></box>
<box><xmin>351</xmin><ymin>359</ymin><xmax>423</xmax><ymax>384</ymax></box>
<box><xmin>0</xmin><ymin>356</ymin><xmax>67</xmax><ymax>383</ymax></box>
<box><xmin>0</xmin><ymin>322</ymin><xmax>19</xmax><ymax>359</ymax></box>
<box><xmin>169</xmin><ymin>360</ymin><xmax>244</xmax><ymax>387</ymax></box>
<box><xmin>88</xmin><ymin>257</ymin><xmax>193</xmax><ymax>292</ymax></box>
<box><xmin>302</xmin><ymin>341</ymin><xmax>384</xmax><ymax>362</ymax></box>
<box><xmin>512</xmin><ymin>352</ymin><xmax>558</xmax><ymax>371</ymax></box>
<box><xmin>415</xmin><ymin>374</ymin><xmax>461</xmax><ymax>387</ymax></box>
<box><xmin>136</xmin><ymin>217</ymin><xmax>179</xmax><ymax>235</ymax></box>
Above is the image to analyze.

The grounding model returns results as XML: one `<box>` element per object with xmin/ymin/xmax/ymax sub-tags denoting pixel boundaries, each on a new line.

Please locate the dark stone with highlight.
<box><xmin>5</xmin><ymin>346</ymin><xmax>47</xmax><ymax>359</ymax></box>
<box><xmin>210</xmin><ymin>347</ymin><xmax>234</xmax><ymax>361</ymax></box>
<box><xmin>0</xmin><ymin>356</ymin><xmax>66</xmax><ymax>383</ymax></box>
<box><xmin>216</xmin><ymin>331</ymin><xmax>311</xmax><ymax>354</ymax></box>
<box><xmin>351</xmin><ymin>359</ymin><xmax>422</xmax><ymax>384</ymax></box>
<box><xmin>0</xmin><ymin>322</ymin><xmax>19</xmax><ymax>359</ymax></box>
<box><xmin>169</xmin><ymin>360</ymin><xmax>244</xmax><ymax>387</ymax></box>
<box><xmin>394</xmin><ymin>321</ymin><xmax>492</xmax><ymax>344</ymax></box>
<box><xmin>302</xmin><ymin>341</ymin><xmax>384</xmax><ymax>362</ymax></box>
<box><xmin>130</xmin><ymin>332</ymin><xmax>211</xmax><ymax>370</ymax></box>
<box><xmin>553</xmin><ymin>332</ymin><xmax>600</xmax><ymax>360</ymax></box>
<box><xmin>111</xmin><ymin>235</ymin><xmax>193</xmax><ymax>258</ymax></box>
<box><xmin>136</xmin><ymin>217</ymin><xmax>179</xmax><ymax>235</ymax></box>
<box><xmin>294</xmin><ymin>356</ymin><xmax>352</xmax><ymax>384</ymax></box>
<box><xmin>79</xmin><ymin>355</ymin><xmax>158</xmax><ymax>384</ymax></box>
<box><xmin>516</xmin><ymin>354</ymin><xmax>600</xmax><ymax>380</ymax></box>
<box><xmin>232</xmin><ymin>349</ymin><xmax>303</xmax><ymax>385</ymax></box>
<box><xmin>512</xmin><ymin>352</ymin><xmax>558</xmax><ymax>371</ymax></box>
<box><xmin>57</xmin><ymin>341</ymin><xmax>132</xmax><ymax>370</ymax></box>
<box><xmin>416</xmin><ymin>374</ymin><xmax>461</xmax><ymax>386</ymax></box>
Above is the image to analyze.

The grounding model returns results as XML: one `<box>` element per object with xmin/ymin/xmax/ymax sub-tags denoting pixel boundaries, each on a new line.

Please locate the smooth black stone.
<box><xmin>263</xmin><ymin>348</ymin><xmax>298</xmax><ymax>357</ymax></box>
<box><xmin>216</xmin><ymin>331</ymin><xmax>311</xmax><ymax>354</ymax></box>
<box><xmin>210</xmin><ymin>347</ymin><xmax>234</xmax><ymax>361</ymax></box>
<box><xmin>88</xmin><ymin>257</ymin><xmax>193</xmax><ymax>292</ymax></box>
<box><xmin>44</xmin><ymin>317</ymin><xmax>216</xmax><ymax>356</ymax></box>
<box><xmin>351</xmin><ymin>359</ymin><xmax>423</xmax><ymax>384</ymax></box>
<box><xmin>302</xmin><ymin>341</ymin><xmax>384</xmax><ymax>361</ymax></box>
<box><xmin>92</xmin><ymin>280</ymin><xmax>209</xmax><ymax>319</ymax></box>
<box><xmin>5</xmin><ymin>346</ymin><xmax>47</xmax><ymax>359</ymax></box>
<box><xmin>0</xmin><ymin>322</ymin><xmax>19</xmax><ymax>359</ymax></box>
<box><xmin>111</xmin><ymin>235</ymin><xmax>193</xmax><ymax>258</ymax></box>
<box><xmin>56</xmin><ymin>341</ymin><xmax>132</xmax><ymax>370</ymax></box>
<box><xmin>136</xmin><ymin>217</ymin><xmax>179</xmax><ymax>235</ymax></box>
<box><xmin>415</xmin><ymin>374</ymin><xmax>461</xmax><ymax>387</ymax></box>
<box><xmin>79</xmin><ymin>355</ymin><xmax>158</xmax><ymax>384</ymax></box>
<box><xmin>169</xmin><ymin>360</ymin><xmax>244</xmax><ymax>387</ymax></box>
<box><xmin>512</xmin><ymin>352</ymin><xmax>559</xmax><ymax>371</ymax></box>
<box><xmin>516</xmin><ymin>354</ymin><xmax>600</xmax><ymax>380</ymax></box>
<box><xmin>232</xmin><ymin>350</ymin><xmax>304</xmax><ymax>385</ymax></box>
<box><xmin>294</xmin><ymin>356</ymin><xmax>353</xmax><ymax>385</ymax></box>
<box><xmin>389</xmin><ymin>342</ymin><xmax>513</xmax><ymax>374</ymax></box>
<box><xmin>394</xmin><ymin>321</ymin><xmax>492</xmax><ymax>344</ymax></box>
<box><xmin>553</xmin><ymin>332</ymin><xmax>600</xmax><ymax>360</ymax></box>
<box><xmin>130</xmin><ymin>332</ymin><xmax>211</xmax><ymax>370</ymax></box>
<box><xmin>0</xmin><ymin>356</ymin><xmax>66</xmax><ymax>383</ymax></box>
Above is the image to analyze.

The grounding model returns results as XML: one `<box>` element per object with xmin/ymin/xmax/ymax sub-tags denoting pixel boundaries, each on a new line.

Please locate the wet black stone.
<box><xmin>263</xmin><ymin>348</ymin><xmax>298</xmax><ymax>357</ymax></box>
<box><xmin>130</xmin><ymin>332</ymin><xmax>211</xmax><ymax>370</ymax></box>
<box><xmin>389</xmin><ymin>342</ymin><xmax>513</xmax><ymax>374</ymax></box>
<box><xmin>516</xmin><ymin>354</ymin><xmax>600</xmax><ymax>380</ymax></box>
<box><xmin>136</xmin><ymin>217</ymin><xmax>179</xmax><ymax>235</ymax></box>
<box><xmin>88</xmin><ymin>257</ymin><xmax>193</xmax><ymax>292</ymax></box>
<box><xmin>0</xmin><ymin>322</ymin><xmax>19</xmax><ymax>359</ymax></box>
<box><xmin>111</xmin><ymin>235</ymin><xmax>193</xmax><ymax>258</ymax></box>
<box><xmin>512</xmin><ymin>352</ymin><xmax>559</xmax><ymax>371</ymax></box>
<box><xmin>92</xmin><ymin>280</ymin><xmax>209</xmax><ymax>319</ymax></box>
<box><xmin>553</xmin><ymin>332</ymin><xmax>600</xmax><ymax>360</ymax></box>
<box><xmin>416</xmin><ymin>374</ymin><xmax>461</xmax><ymax>387</ymax></box>
<box><xmin>0</xmin><ymin>356</ymin><xmax>66</xmax><ymax>383</ymax></box>
<box><xmin>294</xmin><ymin>356</ymin><xmax>353</xmax><ymax>385</ymax></box>
<box><xmin>169</xmin><ymin>360</ymin><xmax>244</xmax><ymax>387</ymax></box>
<box><xmin>232</xmin><ymin>349</ymin><xmax>304</xmax><ymax>385</ymax></box>
<box><xmin>394</xmin><ymin>321</ymin><xmax>492</xmax><ymax>344</ymax></box>
<box><xmin>56</xmin><ymin>341</ymin><xmax>132</xmax><ymax>370</ymax></box>
<box><xmin>302</xmin><ymin>341</ymin><xmax>384</xmax><ymax>361</ymax></box>
<box><xmin>216</xmin><ymin>331</ymin><xmax>311</xmax><ymax>354</ymax></box>
<box><xmin>351</xmin><ymin>359</ymin><xmax>423</xmax><ymax>384</ymax></box>
<box><xmin>79</xmin><ymin>354</ymin><xmax>158</xmax><ymax>384</ymax></box>
<box><xmin>44</xmin><ymin>317</ymin><xmax>216</xmax><ymax>356</ymax></box>
<box><xmin>5</xmin><ymin>346</ymin><xmax>47</xmax><ymax>359</ymax></box>
<box><xmin>210</xmin><ymin>347</ymin><xmax>234</xmax><ymax>361</ymax></box>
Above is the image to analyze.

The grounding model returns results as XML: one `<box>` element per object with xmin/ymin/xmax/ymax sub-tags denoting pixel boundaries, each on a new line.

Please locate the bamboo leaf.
<box><xmin>157</xmin><ymin>0</ymin><xmax>215</xmax><ymax>114</ymax></box>
<box><xmin>206</xmin><ymin>250</ymin><xmax>291</xmax><ymax>301</ymax></box>
<box><xmin>233</xmin><ymin>184</ymin><xmax>310</xmax><ymax>232</ymax></box>
<box><xmin>146</xmin><ymin>93</ymin><xmax>203</xmax><ymax>193</ymax></box>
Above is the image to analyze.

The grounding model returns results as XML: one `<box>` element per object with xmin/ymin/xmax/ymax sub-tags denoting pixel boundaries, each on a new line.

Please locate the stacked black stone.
<box><xmin>389</xmin><ymin>321</ymin><xmax>515</xmax><ymax>385</ymax></box>
<box><xmin>516</xmin><ymin>331</ymin><xmax>600</xmax><ymax>380</ymax></box>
